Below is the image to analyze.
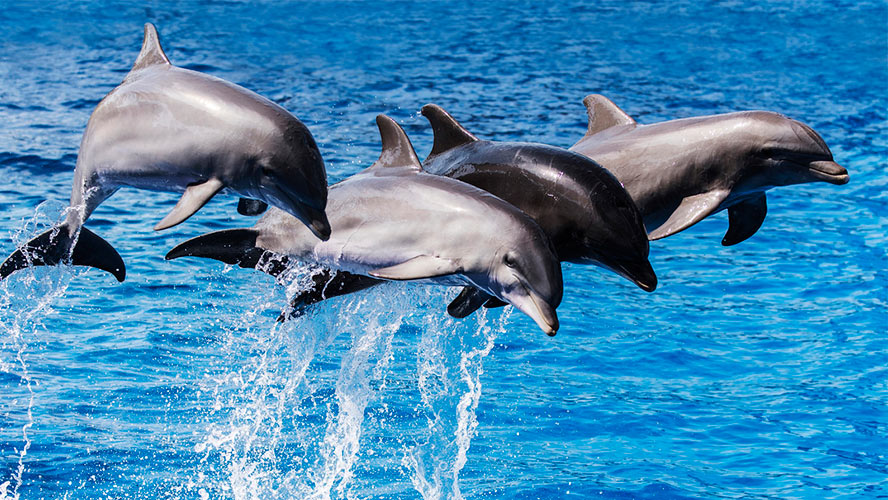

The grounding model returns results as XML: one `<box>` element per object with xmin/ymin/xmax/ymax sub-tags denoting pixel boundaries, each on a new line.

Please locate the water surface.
<box><xmin>0</xmin><ymin>1</ymin><xmax>886</xmax><ymax>498</ymax></box>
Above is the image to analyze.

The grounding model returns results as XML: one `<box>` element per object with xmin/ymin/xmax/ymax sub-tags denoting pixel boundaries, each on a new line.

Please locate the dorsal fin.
<box><xmin>131</xmin><ymin>23</ymin><xmax>171</xmax><ymax>72</ymax></box>
<box><xmin>581</xmin><ymin>94</ymin><xmax>636</xmax><ymax>139</ymax></box>
<box><xmin>371</xmin><ymin>115</ymin><xmax>423</xmax><ymax>171</ymax></box>
<box><xmin>421</xmin><ymin>104</ymin><xmax>479</xmax><ymax>158</ymax></box>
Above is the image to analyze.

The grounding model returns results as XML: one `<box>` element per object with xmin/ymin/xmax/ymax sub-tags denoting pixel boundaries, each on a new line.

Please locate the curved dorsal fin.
<box><xmin>371</xmin><ymin>115</ymin><xmax>423</xmax><ymax>172</ymax></box>
<box><xmin>581</xmin><ymin>94</ymin><xmax>636</xmax><ymax>139</ymax></box>
<box><xmin>421</xmin><ymin>104</ymin><xmax>479</xmax><ymax>158</ymax></box>
<box><xmin>131</xmin><ymin>23</ymin><xmax>171</xmax><ymax>72</ymax></box>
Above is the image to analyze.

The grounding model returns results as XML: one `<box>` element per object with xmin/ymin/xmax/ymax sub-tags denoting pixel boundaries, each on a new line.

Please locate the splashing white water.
<box><xmin>0</xmin><ymin>203</ymin><xmax>78</xmax><ymax>500</ymax></box>
<box><xmin>406</xmin><ymin>306</ymin><xmax>513</xmax><ymax>500</ymax></box>
<box><xmin>192</xmin><ymin>281</ymin><xmax>514</xmax><ymax>500</ymax></box>
<box><xmin>190</xmin><ymin>278</ymin><xmax>327</xmax><ymax>499</ymax></box>
<box><xmin>306</xmin><ymin>291</ymin><xmax>403</xmax><ymax>499</ymax></box>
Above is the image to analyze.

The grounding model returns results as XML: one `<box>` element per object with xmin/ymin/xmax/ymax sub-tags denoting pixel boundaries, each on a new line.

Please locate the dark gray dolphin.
<box><xmin>0</xmin><ymin>23</ymin><xmax>329</xmax><ymax>282</ymax></box>
<box><xmin>278</xmin><ymin>104</ymin><xmax>656</xmax><ymax>319</ymax></box>
<box><xmin>570</xmin><ymin>94</ymin><xmax>850</xmax><ymax>245</ymax></box>
<box><xmin>167</xmin><ymin>116</ymin><xmax>564</xmax><ymax>336</ymax></box>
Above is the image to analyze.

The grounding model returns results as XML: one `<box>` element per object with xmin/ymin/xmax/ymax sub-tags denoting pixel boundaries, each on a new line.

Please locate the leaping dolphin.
<box><xmin>0</xmin><ymin>23</ymin><xmax>330</xmax><ymax>282</ymax></box>
<box><xmin>167</xmin><ymin>116</ymin><xmax>564</xmax><ymax>336</ymax></box>
<box><xmin>569</xmin><ymin>94</ymin><xmax>849</xmax><ymax>245</ymax></box>
<box><xmin>279</xmin><ymin>104</ymin><xmax>656</xmax><ymax>319</ymax></box>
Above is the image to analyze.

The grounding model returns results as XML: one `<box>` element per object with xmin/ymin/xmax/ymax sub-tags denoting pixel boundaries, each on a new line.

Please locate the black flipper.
<box><xmin>484</xmin><ymin>297</ymin><xmax>508</xmax><ymax>309</ymax></box>
<box><xmin>237</xmin><ymin>198</ymin><xmax>268</xmax><ymax>216</ymax></box>
<box><xmin>278</xmin><ymin>269</ymin><xmax>383</xmax><ymax>321</ymax></box>
<box><xmin>165</xmin><ymin>229</ymin><xmax>290</xmax><ymax>277</ymax></box>
<box><xmin>722</xmin><ymin>194</ymin><xmax>767</xmax><ymax>246</ymax></box>
<box><xmin>0</xmin><ymin>225</ymin><xmax>125</xmax><ymax>282</ymax></box>
<box><xmin>446</xmin><ymin>286</ymin><xmax>492</xmax><ymax>318</ymax></box>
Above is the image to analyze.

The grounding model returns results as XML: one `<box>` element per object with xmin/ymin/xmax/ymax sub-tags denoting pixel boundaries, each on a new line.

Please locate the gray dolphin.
<box><xmin>570</xmin><ymin>94</ymin><xmax>850</xmax><ymax>245</ymax></box>
<box><xmin>166</xmin><ymin>115</ymin><xmax>564</xmax><ymax>336</ymax></box>
<box><xmin>0</xmin><ymin>23</ymin><xmax>330</xmax><ymax>282</ymax></box>
<box><xmin>276</xmin><ymin>104</ymin><xmax>656</xmax><ymax>319</ymax></box>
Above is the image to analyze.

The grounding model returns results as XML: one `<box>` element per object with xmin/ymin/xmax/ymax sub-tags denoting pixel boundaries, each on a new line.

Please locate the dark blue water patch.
<box><xmin>0</xmin><ymin>152</ymin><xmax>76</xmax><ymax>174</ymax></box>
<box><xmin>60</xmin><ymin>98</ymin><xmax>100</xmax><ymax>110</ymax></box>
<box><xmin>179</xmin><ymin>62</ymin><xmax>220</xmax><ymax>73</ymax></box>
<box><xmin>0</xmin><ymin>103</ymin><xmax>51</xmax><ymax>112</ymax></box>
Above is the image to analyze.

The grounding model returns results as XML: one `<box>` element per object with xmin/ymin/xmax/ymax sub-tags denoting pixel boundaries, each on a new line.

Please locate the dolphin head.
<box><xmin>484</xmin><ymin>234</ymin><xmax>563</xmax><ymax>336</ymax></box>
<box><xmin>736</xmin><ymin>112</ymin><xmax>849</xmax><ymax>189</ymax></box>
<box><xmin>256</xmin><ymin>127</ymin><xmax>331</xmax><ymax>240</ymax></box>
<box><xmin>559</xmin><ymin>157</ymin><xmax>657</xmax><ymax>292</ymax></box>
<box><xmin>583</xmin><ymin>178</ymin><xmax>657</xmax><ymax>292</ymax></box>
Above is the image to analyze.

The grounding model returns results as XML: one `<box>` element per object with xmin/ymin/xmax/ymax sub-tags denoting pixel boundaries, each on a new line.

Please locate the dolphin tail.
<box><xmin>278</xmin><ymin>269</ymin><xmax>383</xmax><ymax>322</ymax></box>
<box><xmin>165</xmin><ymin>229</ymin><xmax>291</xmax><ymax>276</ymax></box>
<box><xmin>0</xmin><ymin>224</ymin><xmax>125</xmax><ymax>282</ymax></box>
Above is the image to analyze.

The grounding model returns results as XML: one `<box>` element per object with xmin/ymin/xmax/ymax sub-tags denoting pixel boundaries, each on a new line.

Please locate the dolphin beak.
<box><xmin>808</xmin><ymin>160</ymin><xmax>849</xmax><ymax>185</ymax></box>
<box><xmin>614</xmin><ymin>258</ymin><xmax>658</xmax><ymax>292</ymax></box>
<box><xmin>509</xmin><ymin>283</ymin><xmax>560</xmax><ymax>336</ymax></box>
<box><xmin>266</xmin><ymin>181</ymin><xmax>332</xmax><ymax>241</ymax></box>
<box><xmin>282</xmin><ymin>198</ymin><xmax>331</xmax><ymax>241</ymax></box>
<box><xmin>302</xmin><ymin>204</ymin><xmax>332</xmax><ymax>241</ymax></box>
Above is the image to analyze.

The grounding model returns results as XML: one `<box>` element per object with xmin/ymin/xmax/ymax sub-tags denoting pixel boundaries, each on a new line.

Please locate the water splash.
<box><xmin>188</xmin><ymin>280</ymin><xmax>514</xmax><ymax>500</ymax></box>
<box><xmin>0</xmin><ymin>202</ymin><xmax>78</xmax><ymax>500</ymax></box>
<box><xmin>305</xmin><ymin>290</ymin><xmax>403</xmax><ymax>499</ymax></box>
<box><xmin>188</xmin><ymin>277</ymin><xmax>326</xmax><ymax>499</ymax></box>
<box><xmin>406</xmin><ymin>306</ymin><xmax>513</xmax><ymax>500</ymax></box>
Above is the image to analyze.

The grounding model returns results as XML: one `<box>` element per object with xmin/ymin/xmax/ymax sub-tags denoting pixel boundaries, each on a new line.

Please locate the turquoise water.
<box><xmin>1</xmin><ymin>1</ymin><xmax>886</xmax><ymax>498</ymax></box>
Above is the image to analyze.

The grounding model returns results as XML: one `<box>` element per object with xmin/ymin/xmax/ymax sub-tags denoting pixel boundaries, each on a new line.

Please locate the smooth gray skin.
<box><xmin>71</xmin><ymin>23</ymin><xmax>330</xmax><ymax>238</ymax></box>
<box><xmin>169</xmin><ymin>116</ymin><xmax>564</xmax><ymax>335</ymax></box>
<box><xmin>274</xmin><ymin>103</ymin><xmax>657</xmax><ymax>321</ymax></box>
<box><xmin>420</xmin><ymin>104</ymin><xmax>655</xmax><ymax>291</ymax></box>
<box><xmin>570</xmin><ymin>94</ymin><xmax>850</xmax><ymax>245</ymax></box>
<box><xmin>0</xmin><ymin>23</ymin><xmax>330</xmax><ymax>282</ymax></box>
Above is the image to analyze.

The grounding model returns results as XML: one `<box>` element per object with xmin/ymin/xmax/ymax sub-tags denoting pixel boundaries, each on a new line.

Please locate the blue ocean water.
<box><xmin>1</xmin><ymin>1</ymin><xmax>886</xmax><ymax>498</ymax></box>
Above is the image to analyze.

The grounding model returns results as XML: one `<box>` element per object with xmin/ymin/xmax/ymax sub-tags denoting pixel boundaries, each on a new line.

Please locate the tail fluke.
<box><xmin>0</xmin><ymin>225</ymin><xmax>125</xmax><ymax>282</ymax></box>
<box><xmin>165</xmin><ymin>229</ymin><xmax>291</xmax><ymax>277</ymax></box>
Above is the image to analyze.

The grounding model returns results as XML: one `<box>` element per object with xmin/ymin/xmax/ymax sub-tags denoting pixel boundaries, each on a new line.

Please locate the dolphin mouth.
<box><xmin>594</xmin><ymin>255</ymin><xmax>658</xmax><ymax>292</ymax></box>
<box><xmin>512</xmin><ymin>282</ymin><xmax>559</xmax><ymax>336</ymax></box>
<box><xmin>282</xmin><ymin>197</ymin><xmax>331</xmax><ymax>241</ymax></box>
<box><xmin>264</xmin><ymin>182</ymin><xmax>331</xmax><ymax>241</ymax></box>
<box><xmin>807</xmin><ymin>160</ymin><xmax>849</xmax><ymax>185</ymax></box>
<box><xmin>613</xmin><ymin>258</ymin><xmax>658</xmax><ymax>292</ymax></box>
<box><xmin>300</xmin><ymin>203</ymin><xmax>332</xmax><ymax>241</ymax></box>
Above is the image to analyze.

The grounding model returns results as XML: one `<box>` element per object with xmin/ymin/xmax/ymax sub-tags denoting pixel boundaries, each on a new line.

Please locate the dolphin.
<box><xmin>0</xmin><ymin>23</ymin><xmax>330</xmax><ymax>282</ymax></box>
<box><xmin>278</xmin><ymin>104</ymin><xmax>656</xmax><ymax>319</ymax></box>
<box><xmin>166</xmin><ymin>115</ymin><xmax>564</xmax><ymax>336</ymax></box>
<box><xmin>569</xmin><ymin>94</ymin><xmax>850</xmax><ymax>245</ymax></box>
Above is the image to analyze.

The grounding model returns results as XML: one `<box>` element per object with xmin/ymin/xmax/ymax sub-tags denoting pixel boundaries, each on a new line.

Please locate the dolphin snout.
<box><xmin>311</xmin><ymin>218</ymin><xmax>332</xmax><ymax>240</ymax></box>
<box><xmin>272</xmin><ymin>186</ymin><xmax>331</xmax><ymax>240</ymax></box>
<box><xmin>616</xmin><ymin>258</ymin><xmax>658</xmax><ymax>292</ymax></box>
<box><xmin>808</xmin><ymin>160</ymin><xmax>849</xmax><ymax>185</ymax></box>
<box><xmin>529</xmin><ymin>296</ymin><xmax>560</xmax><ymax>337</ymax></box>
<box><xmin>298</xmin><ymin>202</ymin><xmax>332</xmax><ymax>241</ymax></box>
<box><xmin>510</xmin><ymin>283</ymin><xmax>560</xmax><ymax>336</ymax></box>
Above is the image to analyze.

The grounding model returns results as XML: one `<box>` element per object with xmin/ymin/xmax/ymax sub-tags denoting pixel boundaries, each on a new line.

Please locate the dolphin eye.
<box><xmin>503</xmin><ymin>253</ymin><xmax>517</xmax><ymax>268</ymax></box>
